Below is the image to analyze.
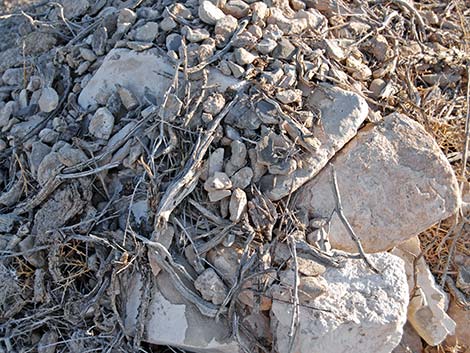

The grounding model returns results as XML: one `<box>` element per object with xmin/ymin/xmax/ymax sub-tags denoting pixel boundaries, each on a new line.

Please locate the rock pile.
<box><xmin>0</xmin><ymin>0</ymin><xmax>468</xmax><ymax>353</ymax></box>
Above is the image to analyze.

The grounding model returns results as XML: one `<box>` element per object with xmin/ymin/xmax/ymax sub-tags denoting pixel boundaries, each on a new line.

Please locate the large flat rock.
<box><xmin>123</xmin><ymin>271</ymin><xmax>241</xmax><ymax>353</ymax></box>
<box><xmin>263</xmin><ymin>83</ymin><xmax>368</xmax><ymax>200</ymax></box>
<box><xmin>294</xmin><ymin>113</ymin><xmax>460</xmax><ymax>253</ymax></box>
<box><xmin>78</xmin><ymin>48</ymin><xmax>239</xmax><ymax>109</ymax></box>
<box><xmin>271</xmin><ymin>252</ymin><xmax>409</xmax><ymax>353</ymax></box>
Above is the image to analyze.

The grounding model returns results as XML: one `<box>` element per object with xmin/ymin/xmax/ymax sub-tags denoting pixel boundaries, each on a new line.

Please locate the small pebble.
<box><xmin>89</xmin><ymin>107</ymin><xmax>115</xmax><ymax>140</ymax></box>
<box><xmin>38</xmin><ymin>87</ymin><xmax>59</xmax><ymax>113</ymax></box>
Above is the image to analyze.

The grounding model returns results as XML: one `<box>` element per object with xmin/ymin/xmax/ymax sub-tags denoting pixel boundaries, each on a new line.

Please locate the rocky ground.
<box><xmin>0</xmin><ymin>1</ymin><xmax>469</xmax><ymax>353</ymax></box>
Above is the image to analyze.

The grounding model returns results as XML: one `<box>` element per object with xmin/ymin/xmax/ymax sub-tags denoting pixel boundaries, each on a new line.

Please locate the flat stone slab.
<box><xmin>78</xmin><ymin>48</ymin><xmax>239</xmax><ymax>109</ymax></box>
<box><xmin>294</xmin><ymin>113</ymin><xmax>460</xmax><ymax>253</ymax></box>
<box><xmin>271</xmin><ymin>252</ymin><xmax>409</xmax><ymax>353</ymax></box>
<box><xmin>123</xmin><ymin>271</ymin><xmax>241</xmax><ymax>353</ymax></box>
<box><xmin>263</xmin><ymin>83</ymin><xmax>369</xmax><ymax>200</ymax></box>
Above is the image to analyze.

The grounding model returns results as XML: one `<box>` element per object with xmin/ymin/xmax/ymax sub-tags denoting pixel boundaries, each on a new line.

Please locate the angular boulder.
<box><xmin>78</xmin><ymin>48</ymin><xmax>239</xmax><ymax>109</ymax></box>
<box><xmin>294</xmin><ymin>113</ymin><xmax>460</xmax><ymax>253</ymax></box>
<box><xmin>271</xmin><ymin>252</ymin><xmax>409</xmax><ymax>353</ymax></box>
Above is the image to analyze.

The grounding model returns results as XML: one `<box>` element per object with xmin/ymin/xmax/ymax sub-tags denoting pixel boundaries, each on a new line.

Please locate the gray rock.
<box><xmin>2</xmin><ymin>68</ymin><xmax>23</xmax><ymax>86</ymax></box>
<box><xmin>263</xmin><ymin>84</ymin><xmax>368</xmax><ymax>200</ymax></box>
<box><xmin>229</xmin><ymin>140</ymin><xmax>247</xmax><ymax>168</ymax></box>
<box><xmin>227</xmin><ymin>61</ymin><xmax>245</xmax><ymax>78</ymax></box>
<box><xmin>39</xmin><ymin>128</ymin><xmax>59</xmax><ymax>144</ymax></box>
<box><xmin>9</xmin><ymin>115</ymin><xmax>45</xmax><ymax>140</ymax></box>
<box><xmin>202</xmin><ymin>93</ymin><xmax>225</xmax><ymax>115</ymax></box>
<box><xmin>199</xmin><ymin>1</ymin><xmax>226</xmax><ymax>25</ymax></box>
<box><xmin>185</xmin><ymin>27</ymin><xmax>210</xmax><ymax>43</ymax></box>
<box><xmin>234</xmin><ymin>48</ymin><xmax>258</xmax><ymax>65</ymax></box>
<box><xmin>117</xmin><ymin>8</ymin><xmax>137</xmax><ymax>33</ymax></box>
<box><xmin>160</xmin><ymin>17</ymin><xmax>177</xmax><ymax>32</ymax></box>
<box><xmin>275</xmin><ymin>88</ymin><xmax>302</xmax><ymax>104</ymax></box>
<box><xmin>89</xmin><ymin>107</ymin><xmax>114</xmax><ymax>140</ymax></box>
<box><xmin>0</xmin><ymin>101</ymin><xmax>17</xmax><ymax>128</ymax></box>
<box><xmin>58</xmin><ymin>144</ymin><xmax>88</xmax><ymax>167</ymax></box>
<box><xmin>208</xmin><ymin>190</ymin><xmax>232</xmax><ymax>202</ymax></box>
<box><xmin>208</xmin><ymin>148</ymin><xmax>225</xmax><ymax>177</ymax></box>
<box><xmin>223</xmin><ymin>0</ymin><xmax>249</xmax><ymax>18</ymax></box>
<box><xmin>29</xmin><ymin>141</ymin><xmax>51</xmax><ymax>178</ymax></box>
<box><xmin>214</xmin><ymin>15</ymin><xmax>238</xmax><ymax>41</ymax></box>
<box><xmin>166</xmin><ymin>33</ymin><xmax>182</xmax><ymax>52</ymax></box>
<box><xmin>37</xmin><ymin>152</ymin><xmax>62</xmax><ymax>185</ymax></box>
<box><xmin>61</xmin><ymin>0</ymin><xmax>89</xmax><ymax>19</ymax></box>
<box><xmin>271</xmin><ymin>252</ymin><xmax>409</xmax><ymax>353</ymax></box>
<box><xmin>134</xmin><ymin>22</ymin><xmax>159</xmax><ymax>42</ymax></box>
<box><xmin>272</xmin><ymin>38</ymin><xmax>296</xmax><ymax>60</ymax></box>
<box><xmin>123</xmin><ymin>271</ymin><xmax>242</xmax><ymax>352</ymax></box>
<box><xmin>256</xmin><ymin>38</ymin><xmax>278</xmax><ymax>54</ymax></box>
<box><xmin>0</xmin><ymin>139</ymin><xmax>6</xmax><ymax>152</ymax></box>
<box><xmin>79</xmin><ymin>47</ymin><xmax>97</xmax><ymax>62</ymax></box>
<box><xmin>117</xmin><ymin>85</ymin><xmax>139</xmax><ymax>110</ymax></box>
<box><xmin>230</xmin><ymin>167</ymin><xmax>253</xmax><ymax>189</ymax></box>
<box><xmin>92</xmin><ymin>26</ymin><xmax>108</xmax><ymax>56</ymax></box>
<box><xmin>229</xmin><ymin>188</ymin><xmax>247</xmax><ymax>222</ymax></box>
<box><xmin>251</xmin><ymin>2</ymin><xmax>268</xmax><ymax>23</ymax></box>
<box><xmin>78</xmin><ymin>49</ymin><xmax>238</xmax><ymax>109</ymax></box>
<box><xmin>38</xmin><ymin>87</ymin><xmax>59</xmax><ymax>113</ymax></box>
<box><xmin>194</xmin><ymin>268</ymin><xmax>227</xmax><ymax>305</ymax></box>
<box><xmin>294</xmin><ymin>113</ymin><xmax>460</xmax><ymax>253</ymax></box>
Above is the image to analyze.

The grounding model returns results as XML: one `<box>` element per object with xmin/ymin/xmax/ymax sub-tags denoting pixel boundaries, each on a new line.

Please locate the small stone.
<box><xmin>38</xmin><ymin>87</ymin><xmax>59</xmax><ymax>113</ymax></box>
<box><xmin>57</xmin><ymin>144</ymin><xmax>88</xmax><ymax>167</ymax></box>
<box><xmin>269</xmin><ymin>159</ymin><xmax>297</xmax><ymax>175</ymax></box>
<box><xmin>159</xmin><ymin>17</ymin><xmax>177</xmax><ymax>32</ymax></box>
<box><xmin>202</xmin><ymin>93</ymin><xmax>225</xmax><ymax>116</ymax></box>
<box><xmin>230</xmin><ymin>140</ymin><xmax>247</xmax><ymax>168</ymax></box>
<box><xmin>0</xmin><ymin>139</ymin><xmax>6</xmax><ymax>152</ymax></box>
<box><xmin>79</xmin><ymin>47</ymin><xmax>97</xmax><ymax>62</ymax></box>
<box><xmin>166</xmin><ymin>33</ymin><xmax>182</xmax><ymax>52</ymax></box>
<box><xmin>2</xmin><ymin>68</ymin><xmax>23</xmax><ymax>86</ymax></box>
<box><xmin>248</xmin><ymin>24</ymin><xmax>263</xmax><ymax>38</ymax></box>
<box><xmin>194</xmin><ymin>268</ymin><xmax>227</xmax><ymax>305</ymax></box>
<box><xmin>117</xmin><ymin>85</ymin><xmax>139</xmax><ymax>110</ymax></box>
<box><xmin>26</xmin><ymin>76</ymin><xmax>42</xmax><ymax>92</ymax></box>
<box><xmin>234</xmin><ymin>48</ymin><xmax>258</xmax><ymax>65</ymax></box>
<box><xmin>230</xmin><ymin>167</ymin><xmax>253</xmax><ymax>189</ymax></box>
<box><xmin>199</xmin><ymin>1</ymin><xmax>226</xmax><ymax>25</ymax></box>
<box><xmin>223</xmin><ymin>0</ymin><xmax>249</xmax><ymax>18</ymax></box>
<box><xmin>29</xmin><ymin>141</ymin><xmax>51</xmax><ymax>177</ymax></box>
<box><xmin>92</xmin><ymin>26</ymin><xmax>108</xmax><ymax>56</ymax></box>
<box><xmin>272</xmin><ymin>38</ymin><xmax>296</xmax><ymax>60</ymax></box>
<box><xmin>251</xmin><ymin>2</ymin><xmax>268</xmax><ymax>23</ymax></box>
<box><xmin>117</xmin><ymin>8</ymin><xmax>137</xmax><ymax>33</ymax></box>
<box><xmin>204</xmin><ymin>172</ymin><xmax>232</xmax><ymax>192</ymax></box>
<box><xmin>369</xmin><ymin>78</ymin><xmax>387</xmax><ymax>99</ymax></box>
<box><xmin>256</xmin><ymin>38</ymin><xmax>278</xmax><ymax>54</ymax></box>
<box><xmin>168</xmin><ymin>3</ymin><xmax>193</xmax><ymax>19</ymax></box>
<box><xmin>209</xmin><ymin>148</ymin><xmax>224</xmax><ymax>176</ymax></box>
<box><xmin>75</xmin><ymin>61</ymin><xmax>90</xmax><ymax>75</ymax></box>
<box><xmin>214</xmin><ymin>15</ymin><xmax>238</xmax><ymax>41</ymax></box>
<box><xmin>134</xmin><ymin>22</ymin><xmax>159</xmax><ymax>42</ymax></box>
<box><xmin>61</xmin><ymin>0</ymin><xmax>89</xmax><ymax>19</ymax></box>
<box><xmin>89</xmin><ymin>107</ymin><xmax>115</xmax><ymax>140</ymax></box>
<box><xmin>37</xmin><ymin>152</ymin><xmax>62</xmax><ymax>185</ymax></box>
<box><xmin>229</xmin><ymin>188</ymin><xmax>247</xmax><ymax>222</ymax></box>
<box><xmin>208</xmin><ymin>189</ymin><xmax>232</xmax><ymax>202</ymax></box>
<box><xmin>276</xmin><ymin>89</ymin><xmax>302</xmax><ymax>104</ymax></box>
<box><xmin>38</xmin><ymin>128</ymin><xmax>59</xmax><ymax>144</ymax></box>
<box><xmin>0</xmin><ymin>101</ymin><xmax>17</xmax><ymax>128</ymax></box>
<box><xmin>323</xmin><ymin>38</ymin><xmax>346</xmax><ymax>61</ymax></box>
<box><xmin>263</xmin><ymin>24</ymin><xmax>284</xmax><ymax>41</ymax></box>
<box><xmin>227</xmin><ymin>61</ymin><xmax>245</xmax><ymax>78</ymax></box>
<box><xmin>369</xmin><ymin>35</ymin><xmax>390</xmax><ymax>62</ymax></box>
<box><xmin>185</xmin><ymin>27</ymin><xmax>210</xmax><ymax>42</ymax></box>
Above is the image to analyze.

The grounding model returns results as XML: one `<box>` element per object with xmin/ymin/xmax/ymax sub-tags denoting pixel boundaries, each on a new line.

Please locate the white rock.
<box><xmin>38</xmin><ymin>87</ymin><xmax>59</xmax><ymax>113</ymax></box>
<box><xmin>78</xmin><ymin>49</ymin><xmax>239</xmax><ymax>109</ymax></box>
<box><xmin>229</xmin><ymin>188</ymin><xmax>247</xmax><ymax>222</ymax></box>
<box><xmin>194</xmin><ymin>268</ymin><xmax>227</xmax><ymax>305</ymax></box>
<box><xmin>123</xmin><ymin>271</ymin><xmax>242</xmax><ymax>352</ymax></box>
<box><xmin>263</xmin><ymin>84</ymin><xmax>368</xmax><ymax>200</ymax></box>
<box><xmin>294</xmin><ymin>113</ymin><xmax>460</xmax><ymax>253</ymax></box>
<box><xmin>208</xmin><ymin>148</ymin><xmax>225</xmax><ymax>176</ymax></box>
<box><xmin>0</xmin><ymin>101</ymin><xmax>17</xmax><ymax>128</ymax></box>
<box><xmin>256</xmin><ymin>38</ymin><xmax>278</xmax><ymax>54</ymax></box>
<box><xmin>208</xmin><ymin>189</ymin><xmax>231</xmax><ymax>202</ymax></box>
<box><xmin>271</xmin><ymin>252</ymin><xmax>409</xmax><ymax>353</ymax></box>
<box><xmin>214</xmin><ymin>15</ymin><xmax>238</xmax><ymax>41</ymax></box>
<box><xmin>185</xmin><ymin>27</ymin><xmax>210</xmax><ymax>42</ymax></box>
<box><xmin>89</xmin><ymin>107</ymin><xmax>115</xmax><ymax>140</ymax></box>
<box><xmin>204</xmin><ymin>172</ymin><xmax>232</xmax><ymax>192</ymax></box>
<box><xmin>392</xmin><ymin>237</ymin><xmax>456</xmax><ymax>345</ymax></box>
<box><xmin>234</xmin><ymin>48</ymin><xmax>258</xmax><ymax>66</ymax></box>
<box><xmin>117</xmin><ymin>8</ymin><xmax>137</xmax><ymax>33</ymax></box>
<box><xmin>223</xmin><ymin>0</ymin><xmax>249</xmax><ymax>18</ymax></box>
<box><xmin>229</xmin><ymin>140</ymin><xmax>247</xmax><ymax>168</ymax></box>
<box><xmin>251</xmin><ymin>2</ymin><xmax>268</xmax><ymax>23</ymax></box>
<box><xmin>199</xmin><ymin>1</ymin><xmax>226</xmax><ymax>25</ymax></box>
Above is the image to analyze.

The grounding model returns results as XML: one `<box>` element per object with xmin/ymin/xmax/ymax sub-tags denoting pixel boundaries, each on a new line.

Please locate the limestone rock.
<box><xmin>89</xmin><ymin>107</ymin><xmax>115</xmax><ymax>140</ymax></box>
<box><xmin>123</xmin><ymin>271</ymin><xmax>242</xmax><ymax>353</ymax></box>
<box><xmin>194</xmin><ymin>268</ymin><xmax>227</xmax><ymax>305</ymax></box>
<box><xmin>38</xmin><ymin>87</ymin><xmax>59</xmax><ymax>113</ymax></box>
<box><xmin>263</xmin><ymin>84</ymin><xmax>368</xmax><ymax>200</ymax></box>
<box><xmin>271</xmin><ymin>252</ymin><xmax>409</xmax><ymax>353</ymax></box>
<box><xmin>392</xmin><ymin>237</ymin><xmax>456</xmax><ymax>346</ymax></box>
<box><xmin>294</xmin><ymin>113</ymin><xmax>460</xmax><ymax>253</ymax></box>
<box><xmin>78</xmin><ymin>49</ymin><xmax>238</xmax><ymax>109</ymax></box>
<box><xmin>199</xmin><ymin>1</ymin><xmax>226</xmax><ymax>25</ymax></box>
